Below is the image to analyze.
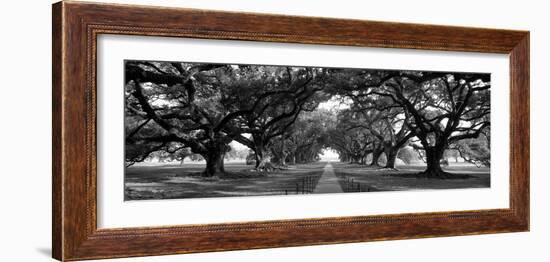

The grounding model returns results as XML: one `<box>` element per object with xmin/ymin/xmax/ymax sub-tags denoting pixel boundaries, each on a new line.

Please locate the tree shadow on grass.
<box><xmin>385</xmin><ymin>172</ymin><xmax>477</xmax><ymax>179</ymax></box>
<box><xmin>125</xmin><ymin>165</ymin><xmax>326</xmax><ymax>200</ymax></box>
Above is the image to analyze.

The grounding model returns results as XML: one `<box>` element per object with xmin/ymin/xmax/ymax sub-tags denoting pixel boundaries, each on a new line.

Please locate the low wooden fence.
<box><xmin>341</xmin><ymin>177</ymin><xmax>373</xmax><ymax>192</ymax></box>
<box><xmin>258</xmin><ymin>175</ymin><xmax>319</xmax><ymax>195</ymax></box>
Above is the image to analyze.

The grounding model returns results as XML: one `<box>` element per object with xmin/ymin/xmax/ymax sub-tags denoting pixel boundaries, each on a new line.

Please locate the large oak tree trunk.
<box><xmin>384</xmin><ymin>149</ymin><xmax>398</xmax><ymax>169</ymax></box>
<box><xmin>422</xmin><ymin>145</ymin><xmax>447</xmax><ymax>178</ymax></box>
<box><xmin>255</xmin><ymin>147</ymin><xmax>275</xmax><ymax>172</ymax></box>
<box><xmin>201</xmin><ymin>138</ymin><xmax>230</xmax><ymax>177</ymax></box>
<box><xmin>370</xmin><ymin>150</ymin><xmax>382</xmax><ymax>166</ymax></box>
<box><xmin>202</xmin><ymin>144</ymin><xmax>226</xmax><ymax>177</ymax></box>
<box><xmin>252</xmin><ymin>137</ymin><xmax>275</xmax><ymax>171</ymax></box>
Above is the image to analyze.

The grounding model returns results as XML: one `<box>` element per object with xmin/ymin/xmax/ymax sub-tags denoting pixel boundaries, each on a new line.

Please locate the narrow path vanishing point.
<box><xmin>313</xmin><ymin>162</ymin><xmax>344</xmax><ymax>194</ymax></box>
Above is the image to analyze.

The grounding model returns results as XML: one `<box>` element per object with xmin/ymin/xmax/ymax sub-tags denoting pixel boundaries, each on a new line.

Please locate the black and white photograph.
<box><xmin>124</xmin><ymin>60</ymin><xmax>491</xmax><ymax>200</ymax></box>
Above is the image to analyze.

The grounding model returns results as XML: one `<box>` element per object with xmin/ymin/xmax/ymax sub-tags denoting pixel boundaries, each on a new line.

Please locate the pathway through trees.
<box><xmin>313</xmin><ymin>162</ymin><xmax>344</xmax><ymax>194</ymax></box>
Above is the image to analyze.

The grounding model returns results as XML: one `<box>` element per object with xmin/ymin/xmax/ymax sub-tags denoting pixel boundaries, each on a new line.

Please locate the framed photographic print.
<box><xmin>52</xmin><ymin>1</ymin><xmax>529</xmax><ymax>261</ymax></box>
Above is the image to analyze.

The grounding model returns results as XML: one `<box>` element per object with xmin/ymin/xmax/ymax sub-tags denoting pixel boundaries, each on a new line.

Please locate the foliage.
<box><xmin>397</xmin><ymin>146</ymin><xmax>420</xmax><ymax>165</ymax></box>
<box><xmin>449</xmin><ymin>133</ymin><xmax>491</xmax><ymax>167</ymax></box>
<box><xmin>124</xmin><ymin>61</ymin><xmax>491</xmax><ymax>178</ymax></box>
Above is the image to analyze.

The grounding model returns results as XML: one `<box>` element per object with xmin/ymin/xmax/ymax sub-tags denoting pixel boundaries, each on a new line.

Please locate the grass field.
<box><xmin>125</xmin><ymin>161</ymin><xmax>490</xmax><ymax>200</ymax></box>
<box><xmin>332</xmin><ymin>162</ymin><xmax>490</xmax><ymax>192</ymax></box>
<box><xmin>125</xmin><ymin>162</ymin><xmax>324</xmax><ymax>200</ymax></box>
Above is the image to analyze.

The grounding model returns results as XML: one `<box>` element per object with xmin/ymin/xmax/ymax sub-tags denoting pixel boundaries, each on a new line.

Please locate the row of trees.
<box><xmin>328</xmin><ymin>107</ymin><xmax>414</xmax><ymax>168</ymax></box>
<box><xmin>125</xmin><ymin>61</ymin><xmax>330</xmax><ymax>176</ymax></box>
<box><xmin>125</xmin><ymin>61</ymin><xmax>491</xmax><ymax>178</ymax></box>
<box><xmin>323</xmin><ymin>69</ymin><xmax>491</xmax><ymax>177</ymax></box>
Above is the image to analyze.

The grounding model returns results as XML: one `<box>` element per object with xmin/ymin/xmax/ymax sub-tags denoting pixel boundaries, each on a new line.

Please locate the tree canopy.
<box><xmin>125</xmin><ymin>61</ymin><xmax>490</xmax><ymax>178</ymax></box>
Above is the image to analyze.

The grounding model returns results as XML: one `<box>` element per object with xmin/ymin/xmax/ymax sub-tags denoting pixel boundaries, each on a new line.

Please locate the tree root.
<box><xmin>377</xmin><ymin>167</ymin><xmax>399</xmax><ymax>172</ymax></box>
<box><xmin>255</xmin><ymin>162</ymin><xmax>288</xmax><ymax>173</ymax></box>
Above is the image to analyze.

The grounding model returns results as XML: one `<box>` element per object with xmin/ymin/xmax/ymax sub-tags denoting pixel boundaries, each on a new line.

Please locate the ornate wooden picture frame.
<box><xmin>52</xmin><ymin>1</ymin><xmax>529</xmax><ymax>261</ymax></box>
